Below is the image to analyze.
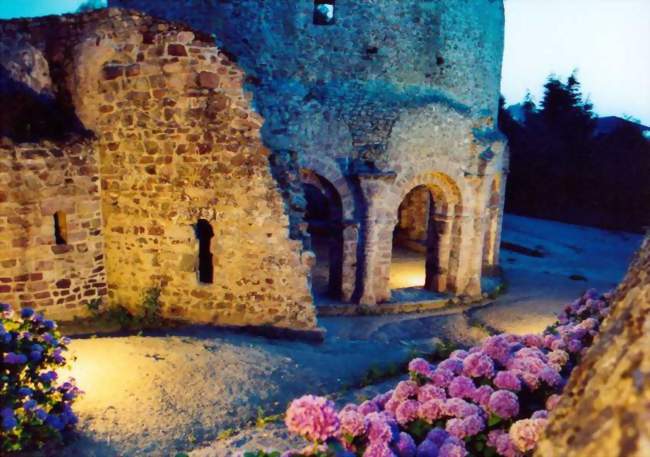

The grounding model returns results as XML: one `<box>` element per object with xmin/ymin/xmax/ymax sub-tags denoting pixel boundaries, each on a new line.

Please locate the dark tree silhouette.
<box><xmin>501</xmin><ymin>73</ymin><xmax>650</xmax><ymax>232</ymax></box>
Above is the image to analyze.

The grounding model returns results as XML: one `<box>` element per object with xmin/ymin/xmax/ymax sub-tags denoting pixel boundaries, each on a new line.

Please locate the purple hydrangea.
<box><xmin>482</xmin><ymin>335</ymin><xmax>512</xmax><ymax>366</ymax></box>
<box><xmin>447</xmin><ymin>376</ymin><xmax>476</xmax><ymax>399</ymax></box>
<box><xmin>438</xmin><ymin>436</ymin><xmax>468</xmax><ymax>457</ymax></box>
<box><xmin>471</xmin><ymin>385</ymin><xmax>494</xmax><ymax>409</ymax></box>
<box><xmin>438</xmin><ymin>358</ymin><xmax>464</xmax><ymax>375</ymax></box>
<box><xmin>426</xmin><ymin>428</ymin><xmax>450</xmax><ymax>447</ymax></box>
<box><xmin>359</xmin><ymin>400</ymin><xmax>381</xmax><ymax>416</ymax></box>
<box><xmin>531</xmin><ymin>410</ymin><xmax>549</xmax><ymax>420</ymax></box>
<box><xmin>488</xmin><ymin>390</ymin><xmax>520</xmax><ymax>419</ymax></box>
<box><xmin>488</xmin><ymin>429</ymin><xmax>522</xmax><ymax>457</ymax></box>
<box><xmin>3</xmin><ymin>352</ymin><xmax>27</xmax><ymax>365</ymax></box>
<box><xmin>493</xmin><ymin>370</ymin><xmax>522</xmax><ymax>392</ymax></box>
<box><xmin>449</xmin><ymin>350</ymin><xmax>468</xmax><ymax>360</ymax></box>
<box><xmin>366</xmin><ymin>412</ymin><xmax>398</xmax><ymax>444</ymax></box>
<box><xmin>539</xmin><ymin>367</ymin><xmax>563</xmax><ymax>387</ymax></box>
<box><xmin>462</xmin><ymin>351</ymin><xmax>495</xmax><ymax>379</ymax></box>
<box><xmin>393</xmin><ymin>432</ymin><xmax>417</xmax><ymax>457</ymax></box>
<box><xmin>285</xmin><ymin>395</ymin><xmax>340</xmax><ymax>442</ymax></box>
<box><xmin>416</xmin><ymin>439</ymin><xmax>439</xmax><ymax>457</ymax></box>
<box><xmin>445</xmin><ymin>418</ymin><xmax>467</xmax><ymax>439</ymax></box>
<box><xmin>430</xmin><ymin>368</ymin><xmax>455</xmax><ymax>388</ymax></box>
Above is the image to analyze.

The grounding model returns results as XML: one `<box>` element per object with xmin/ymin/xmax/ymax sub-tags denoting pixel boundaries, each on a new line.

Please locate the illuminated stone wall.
<box><xmin>0</xmin><ymin>139</ymin><xmax>106</xmax><ymax>320</ymax></box>
<box><xmin>0</xmin><ymin>9</ymin><xmax>316</xmax><ymax>330</ymax></box>
<box><xmin>535</xmin><ymin>234</ymin><xmax>650</xmax><ymax>457</ymax></box>
<box><xmin>112</xmin><ymin>0</ymin><xmax>509</xmax><ymax>304</ymax></box>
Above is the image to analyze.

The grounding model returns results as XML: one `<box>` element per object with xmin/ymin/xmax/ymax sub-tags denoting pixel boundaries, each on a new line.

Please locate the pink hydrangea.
<box><xmin>373</xmin><ymin>390</ymin><xmax>394</xmax><ymax>409</ymax></box>
<box><xmin>408</xmin><ymin>358</ymin><xmax>435</xmax><ymax>379</ymax></box>
<box><xmin>339</xmin><ymin>409</ymin><xmax>367</xmax><ymax>438</ymax></box>
<box><xmin>447</xmin><ymin>376</ymin><xmax>476</xmax><ymax>399</ymax></box>
<box><xmin>438</xmin><ymin>359</ymin><xmax>464</xmax><ymax>375</ymax></box>
<box><xmin>471</xmin><ymin>385</ymin><xmax>494</xmax><ymax>409</ymax></box>
<box><xmin>462</xmin><ymin>351</ymin><xmax>495</xmax><ymax>379</ymax></box>
<box><xmin>493</xmin><ymin>370</ymin><xmax>522</xmax><ymax>391</ymax></box>
<box><xmin>417</xmin><ymin>384</ymin><xmax>446</xmax><ymax>402</ymax></box>
<box><xmin>445</xmin><ymin>418</ymin><xmax>467</xmax><ymax>439</ymax></box>
<box><xmin>393</xmin><ymin>381</ymin><xmax>419</xmax><ymax>401</ymax></box>
<box><xmin>548</xmin><ymin>350</ymin><xmax>569</xmax><ymax>369</ymax></box>
<box><xmin>364</xmin><ymin>442</ymin><xmax>397</xmax><ymax>457</ymax></box>
<box><xmin>384</xmin><ymin>398</ymin><xmax>400</xmax><ymax>415</ymax></box>
<box><xmin>393</xmin><ymin>432</ymin><xmax>416</xmax><ymax>457</ymax></box>
<box><xmin>522</xmin><ymin>334</ymin><xmax>544</xmax><ymax>348</ymax></box>
<box><xmin>418</xmin><ymin>399</ymin><xmax>445</xmax><ymax>422</ymax></box>
<box><xmin>545</xmin><ymin>394</ymin><xmax>562</xmax><ymax>411</ymax></box>
<box><xmin>366</xmin><ymin>412</ymin><xmax>398</xmax><ymax>444</ymax></box>
<box><xmin>488</xmin><ymin>390</ymin><xmax>520</xmax><ymax>419</ymax></box>
<box><xmin>444</xmin><ymin>398</ymin><xmax>479</xmax><ymax>418</ymax></box>
<box><xmin>509</xmin><ymin>418</ymin><xmax>548</xmax><ymax>453</ymax></box>
<box><xmin>395</xmin><ymin>400</ymin><xmax>420</xmax><ymax>426</ymax></box>
<box><xmin>462</xmin><ymin>414</ymin><xmax>486</xmax><ymax>436</ymax></box>
<box><xmin>430</xmin><ymin>368</ymin><xmax>455</xmax><ymax>387</ymax></box>
<box><xmin>285</xmin><ymin>395</ymin><xmax>340</xmax><ymax>443</ymax></box>
<box><xmin>488</xmin><ymin>429</ymin><xmax>522</xmax><ymax>457</ymax></box>
<box><xmin>539</xmin><ymin>367</ymin><xmax>563</xmax><ymax>387</ymax></box>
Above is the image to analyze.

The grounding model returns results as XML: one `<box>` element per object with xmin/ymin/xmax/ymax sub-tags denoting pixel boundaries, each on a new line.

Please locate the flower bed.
<box><xmin>0</xmin><ymin>304</ymin><xmax>81</xmax><ymax>453</ymax></box>
<box><xmin>253</xmin><ymin>289</ymin><xmax>611</xmax><ymax>457</ymax></box>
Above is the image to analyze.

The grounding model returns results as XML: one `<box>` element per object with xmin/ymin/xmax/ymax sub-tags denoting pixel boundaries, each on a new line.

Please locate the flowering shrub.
<box><xmin>0</xmin><ymin>303</ymin><xmax>81</xmax><ymax>453</ymax></box>
<box><xmin>268</xmin><ymin>289</ymin><xmax>611</xmax><ymax>457</ymax></box>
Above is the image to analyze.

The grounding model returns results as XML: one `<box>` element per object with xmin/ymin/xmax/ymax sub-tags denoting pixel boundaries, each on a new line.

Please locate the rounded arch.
<box><xmin>390</xmin><ymin>171</ymin><xmax>464</xmax><ymax>293</ymax></box>
<box><xmin>300</xmin><ymin>169</ymin><xmax>345</xmax><ymax>299</ymax></box>
<box><xmin>300</xmin><ymin>155</ymin><xmax>355</xmax><ymax>220</ymax></box>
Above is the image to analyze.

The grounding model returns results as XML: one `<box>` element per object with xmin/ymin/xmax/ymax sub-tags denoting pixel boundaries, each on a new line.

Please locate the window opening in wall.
<box><xmin>314</xmin><ymin>0</ymin><xmax>335</xmax><ymax>25</ymax></box>
<box><xmin>53</xmin><ymin>212</ymin><xmax>67</xmax><ymax>245</ymax></box>
<box><xmin>195</xmin><ymin>219</ymin><xmax>214</xmax><ymax>284</ymax></box>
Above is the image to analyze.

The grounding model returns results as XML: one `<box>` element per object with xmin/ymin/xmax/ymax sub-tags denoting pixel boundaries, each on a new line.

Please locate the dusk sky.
<box><xmin>1</xmin><ymin>0</ymin><xmax>649</xmax><ymax>124</ymax></box>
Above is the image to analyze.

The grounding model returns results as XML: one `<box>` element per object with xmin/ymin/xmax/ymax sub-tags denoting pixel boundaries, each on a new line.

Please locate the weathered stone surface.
<box><xmin>535</xmin><ymin>235</ymin><xmax>650</xmax><ymax>457</ymax></box>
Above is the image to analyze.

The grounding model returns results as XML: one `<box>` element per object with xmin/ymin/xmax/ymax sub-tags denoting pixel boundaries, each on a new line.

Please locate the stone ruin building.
<box><xmin>0</xmin><ymin>1</ymin><xmax>507</xmax><ymax>333</ymax></box>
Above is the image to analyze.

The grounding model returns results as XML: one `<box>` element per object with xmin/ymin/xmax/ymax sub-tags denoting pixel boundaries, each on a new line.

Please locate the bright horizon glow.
<box><xmin>503</xmin><ymin>0</ymin><xmax>650</xmax><ymax>125</ymax></box>
<box><xmin>0</xmin><ymin>1</ymin><xmax>649</xmax><ymax>124</ymax></box>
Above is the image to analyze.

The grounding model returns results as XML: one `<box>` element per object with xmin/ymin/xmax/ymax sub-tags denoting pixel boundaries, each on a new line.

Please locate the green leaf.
<box><xmin>488</xmin><ymin>413</ymin><xmax>502</xmax><ymax>427</ymax></box>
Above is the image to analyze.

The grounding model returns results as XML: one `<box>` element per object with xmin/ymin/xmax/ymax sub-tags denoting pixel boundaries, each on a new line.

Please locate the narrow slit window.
<box><xmin>195</xmin><ymin>219</ymin><xmax>214</xmax><ymax>284</ymax></box>
<box><xmin>314</xmin><ymin>1</ymin><xmax>335</xmax><ymax>25</ymax></box>
<box><xmin>53</xmin><ymin>212</ymin><xmax>67</xmax><ymax>245</ymax></box>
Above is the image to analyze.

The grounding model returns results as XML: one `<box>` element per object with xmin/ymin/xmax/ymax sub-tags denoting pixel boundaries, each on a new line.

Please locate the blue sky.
<box><xmin>1</xmin><ymin>0</ymin><xmax>649</xmax><ymax>124</ymax></box>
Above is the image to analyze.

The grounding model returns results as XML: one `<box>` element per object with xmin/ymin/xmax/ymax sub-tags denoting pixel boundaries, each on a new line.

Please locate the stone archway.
<box><xmin>391</xmin><ymin>172</ymin><xmax>463</xmax><ymax>294</ymax></box>
<box><xmin>300</xmin><ymin>169</ymin><xmax>344</xmax><ymax>299</ymax></box>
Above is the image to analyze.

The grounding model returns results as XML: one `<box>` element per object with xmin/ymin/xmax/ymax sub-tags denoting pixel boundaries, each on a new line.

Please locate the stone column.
<box><xmin>340</xmin><ymin>220</ymin><xmax>359</xmax><ymax>302</ymax></box>
<box><xmin>357</xmin><ymin>172</ymin><xmax>396</xmax><ymax>306</ymax></box>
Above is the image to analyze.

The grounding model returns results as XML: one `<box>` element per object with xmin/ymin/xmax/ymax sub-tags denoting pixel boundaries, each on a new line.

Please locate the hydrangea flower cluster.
<box><xmin>0</xmin><ymin>304</ymin><xmax>81</xmax><ymax>453</ymax></box>
<box><xmin>272</xmin><ymin>289</ymin><xmax>610</xmax><ymax>457</ymax></box>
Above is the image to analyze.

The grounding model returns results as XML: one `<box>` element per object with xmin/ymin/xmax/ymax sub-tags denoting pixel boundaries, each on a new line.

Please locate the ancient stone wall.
<box><xmin>0</xmin><ymin>138</ymin><xmax>106</xmax><ymax>320</ymax></box>
<box><xmin>111</xmin><ymin>0</ymin><xmax>509</xmax><ymax>304</ymax></box>
<box><xmin>535</xmin><ymin>234</ymin><xmax>650</xmax><ymax>457</ymax></box>
<box><xmin>0</xmin><ymin>9</ymin><xmax>317</xmax><ymax>330</ymax></box>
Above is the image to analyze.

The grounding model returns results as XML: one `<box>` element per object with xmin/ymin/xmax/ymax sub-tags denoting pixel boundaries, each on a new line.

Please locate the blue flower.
<box><xmin>43</xmin><ymin>320</ymin><xmax>57</xmax><ymax>330</ymax></box>
<box><xmin>20</xmin><ymin>307</ymin><xmax>35</xmax><ymax>319</ymax></box>
<box><xmin>3</xmin><ymin>352</ymin><xmax>27</xmax><ymax>364</ymax></box>
<box><xmin>17</xmin><ymin>387</ymin><xmax>33</xmax><ymax>397</ymax></box>
<box><xmin>46</xmin><ymin>414</ymin><xmax>64</xmax><ymax>431</ymax></box>
<box><xmin>30</xmin><ymin>351</ymin><xmax>42</xmax><ymax>362</ymax></box>
<box><xmin>0</xmin><ymin>303</ymin><xmax>11</xmax><ymax>312</ymax></box>
<box><xmin>1</xmin><ymin>415</ymin><xmax>17</xmax><ymax>431</ymax></box>
<box><xmin>23</xmin><ymin>400</ymin><xmax>37</xmax><ymax>411</ymax></box>
<box><xmin>39</xmin><ymin>371</ymin><xmax>58</xmax><ymax>383</ymax></box>
<box><xmin>34</xmin><ymin>408</ymin><xmax>47</xmax><ymax>421</ymax></box>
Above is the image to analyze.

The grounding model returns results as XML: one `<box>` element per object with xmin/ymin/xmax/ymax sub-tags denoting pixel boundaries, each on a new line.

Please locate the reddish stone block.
<box><xmin>56</xmin><ymin>279</ymin><xmax>71</xmax><ymax>289</ymax></box>
<box><xmin>167</xmin><ymin>44</ymin><xmax>188</xmax><ymax>57</ymax></box>
<box><xmin>0</xmin><ymin>285</ymin><xmax>11</xmax><ymax>293</ymax></box>
<box><xmin>103</xmin><ymin>65</ymin><xmax>124</xmax><ymax>80</ymax></box>
<box><xmin>30</xmin><ymin>273</ymin><xmax>43</xmax><ymax>281</ymax></box>
<box><xmin>198</xmin><ymin>71</ymin><xmax>219</xmax><ymax>89</ymax></box>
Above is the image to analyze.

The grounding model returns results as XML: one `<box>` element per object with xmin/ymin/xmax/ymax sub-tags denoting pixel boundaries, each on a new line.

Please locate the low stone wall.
<box><xmin>0</xmin><ymin>138</ymin><xmax>106</xmax><ymax>320</ymax></box>
<box><xmin>535</xmin><ymin>234</ymin><xmax>650</xmax><ymax>456</ymax></box>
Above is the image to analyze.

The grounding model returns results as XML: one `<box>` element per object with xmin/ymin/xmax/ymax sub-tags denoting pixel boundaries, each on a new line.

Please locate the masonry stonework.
<box><xmin>112</xmin><ymin>0</ymin><xmax>509</xmax><ymax>304</ymax></box>
<box><xmin>535</xmin><ymin>234</ymin><xmax>650</xmax><ymax>457</ymax></box>
<box><xmin>1</xmin><ymin>0</ymin><xmax>508</xmax><ymax>328</ymax></box>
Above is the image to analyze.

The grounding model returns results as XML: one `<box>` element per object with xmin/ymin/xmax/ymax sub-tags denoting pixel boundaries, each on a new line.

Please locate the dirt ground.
<box><xmin>56</xmin><ymin>215</ymin><xmax>642</xmax><ymax>456</ymax></box>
